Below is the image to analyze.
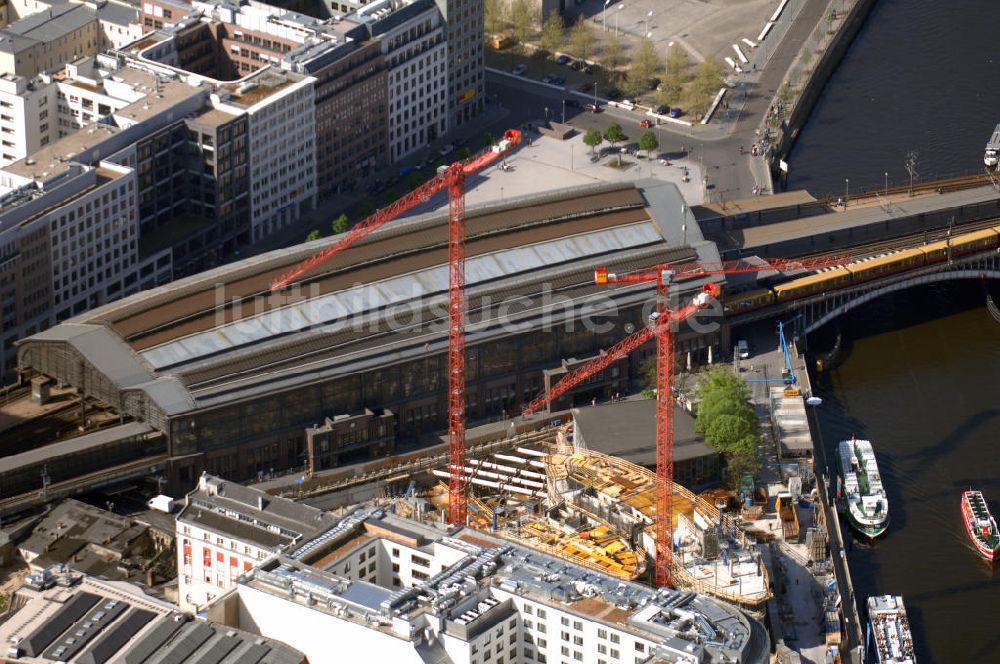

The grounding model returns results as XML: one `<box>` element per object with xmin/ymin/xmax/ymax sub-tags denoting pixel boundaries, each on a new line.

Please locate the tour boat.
<box><xmin>867</xmin><ymin>595</ymin><xmax>915</xmax><ymax>664</ymax></box>
<box><xmin>961</xmin><ymin>490</ymin><xmax>999</xmax><ymax>561</ymax></box>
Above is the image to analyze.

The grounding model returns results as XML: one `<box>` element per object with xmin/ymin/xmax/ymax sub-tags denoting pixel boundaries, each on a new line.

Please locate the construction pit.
<box><xmin>419</xmin><ymin>435</ymin><xmax>772</xmax><ymax>611</ymax></box>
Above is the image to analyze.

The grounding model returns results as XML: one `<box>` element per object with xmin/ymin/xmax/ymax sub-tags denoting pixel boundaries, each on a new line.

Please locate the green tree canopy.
<box><xmin>603</xmin><ymin>123</ymin><xmax>626</xmax><ymax>165</ymax></box>
<box><xmin>570</xmin><ymin>19</ymin><xmax>595</xmax><ymax>61</ymax></box>
<box><xmin>357</xmin><ymin>200</ymin><xmax>375</xmax><ymax>218</ymax></box>
<box><xmin>331</xmin><ymin>213</ymin><xmax>349</xmax><ymax>234</ymax></box>
<box><xmin>541</xmin><ymin>14</ymin><xmax>565</xmax><ymax>56</ymax></box>
<box><xmin>725</xmin><ymin>449</ymin><xmax>759</xmax><ymax>489</ymax></box>
<box><xmin>406</xmin><ymin>171</ymin><xmax>427</xmax><ymax>190</ymax></box>
<box><xmin>583</xmin><ymin>127</ymin><xmax>603</xmax><ymax>154</ymax></box>
<box><xmin>509</xmin><ymin>0</ymin><xmax>538</xmax><ymax>46</ymax></box>
<box><xmin>482</xmin><ymin>132</ymin><xmax>496</xmax><ymax>148</ymax></box>
<box><xmin>485</xmin><ymin>0</ymin><xmax>507</xmax><ymax>37</ymax></box>
<box><xmin>306</xmin><ymin>229</ymin><xmax>321</xmax><ymax>242</ymax></box>
<box><xmin>638</xmin><ymin>130</ymin><xmax>658</xmax><ymax>158</ymax></box>
<box><xmin>382</xmin><ymin>187</ymin><xmax>399</xmax><ymax>205</ymax></box>
<box><xmin>602</xmin><ymin>34</ymin><xmax>624</xmax><ymax>77</ymax></box>
<box><xmin>625</xmin><ymin>37</ymin><xmax>658</xmax><ymax>97</ymax></box>
<box><xmin>687</xmin><ymin>58</ymin><xmax>725</xmax><ymax>115</ymax></box>
<box><xmin>705</xmin><ymin>414</ymin><xmax>757</xmax><ymax>455</ymax></box>
<box><xmin>457</xmin><ymin>147</ymin><xmax>473</xmax><ymax>160</ymax></box>
<box><xmin>659</xmin><ymin>44</ymin><xmax>690</xmax><ymax>103</ymax></box>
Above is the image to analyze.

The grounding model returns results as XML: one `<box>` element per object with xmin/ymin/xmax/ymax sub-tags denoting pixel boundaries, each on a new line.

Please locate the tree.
<box><xmin>406</xmin><ymin>171</ymin><xmax>426</xmax><ymax>190</ymax></box>
<box><xmin>541</xmin><ymin>14</ymin><xmax>565</xmax><ymax>57</ymax></box>
<box><xmin>457</xmin><ymin>146</ymin><xmax>473</xmax><ymax>160</ymax></box>
<box><xmin>639</xmin><ymin>130</ymin><xmax>658</xmax><ymax>159</ymax></box>
<box><xmin>485</xmin><ymin>0</ymin><xmax>507</xmax><ymax>38</ymax></box>
<box><xmin>687</xmin><ymin>58</ymin><xmax>725</xmax><ymax>114</ymax></box>
<box><xmin>331</xmin><ymin>213</ymin><xmax>349</xmax><ymax>234</ymax></box>
<box><xmin>603</xmin><ymin>123</ymin><xmax>626</xmax><ymax>165</ymax></box>
<box><xmin>357</xmin><ymin>200</ymin><xmax>375</xmax><ymax>218</ymax></box>
<box><xmin>626</xmin><ymin>37</ymin><xmax>658</xmax><ymax>97</ymax></box>
<box><xmin>382</xmin><ymin>187</ymin><xmax>399</xmax><ymax>205</ymax></box>
<box><xmin>725</xmin><ymin>449</ymin><xmax>759</xmax><ymax>488</ymax></box>
<box><xmin>482</xmin><ymin>132</ymin><xmax>496</xmax><ymax>148</ymax></box>
<box><xmin>602</xmin><ymin>34</ymin><xmax>624</xmax><ymax>80</ymax></box>
<box><xmin>705</xmin><ymin>414</ymin><xmax>757</xmax><ymax>455</ymax></box>
<box><xmin>583</xmin><ymin>127</ymin><xmax>603</xmax><ymax>155</ymax></box>
<box><xmin>660</xmin><ymin>44</ymin><xmax>691</xmax><ymax>103</ymax></box>
<box><xmin>306</xmin><ymin>229</ymin><xmax>321</xmax><ymax>242</ymax></box>
<box><xmin>510</xmin><ymin>0</ymin><xmax>538</xmax><ymax>46</ymax></box>
<box><xmin>570</xmin><ymin>19</ymin><xmax>595</xmax><ymax>61</ymax></box>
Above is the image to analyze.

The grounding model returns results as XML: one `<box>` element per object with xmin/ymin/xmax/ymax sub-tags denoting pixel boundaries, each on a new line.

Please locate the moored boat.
<box><xmin>836</xmin><ymin>437</ymin><xmax>889</xmax><ymax>539</ymax></box>
<box><xmin>961</xmin><ymin>490</ymin><xmax>999</xmax><ymax>561</ymax></box>
<box><xmin>867</xmin><ymin>595</ymin><xmax>915</xmax><ymax>664</ymax></box>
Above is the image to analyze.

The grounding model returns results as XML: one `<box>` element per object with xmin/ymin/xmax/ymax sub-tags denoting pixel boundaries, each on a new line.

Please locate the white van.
<box><xmin>737</xmin><ymin>339</ymin><xmax>750</xmax><ymax>359</ymax></box>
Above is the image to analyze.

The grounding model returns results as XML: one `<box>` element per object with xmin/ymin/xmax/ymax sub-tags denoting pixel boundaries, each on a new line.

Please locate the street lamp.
<box><xmin>643</xmin><ymin>10</ymin><xmax>653</xmax><ymax>37</ymax></box>
<box><xmin>561</xmin><ymin>99</ymin><xmax>566</xmax><ymax>124</ymax></box>
<box><xmin>615</xmin><ymin>4</ymin><xmax>624</xmax><ymax>37</ymax></box>
<box><xmin>544</xmin><ymin>106</ymin><xmax>549</xmax><ymax>123</ymax></box>
<box><xmin>885</xmin><ymin>171</ymin><xmax>888</xmax><ymax>197</ymax></box>
<box><xmin>602</xmin><ymin>0</ymin><xmax>613</xmax><ymax>32</ymax></box>
<box><xmin>845</xmin><ymin>178</ymin><xmax>849</xmax><ymax>207</ymax></box>
<box><xmin>501</xmin><ymin>186</ymin><xmax>504</xmax><ymax>202</ymax></box>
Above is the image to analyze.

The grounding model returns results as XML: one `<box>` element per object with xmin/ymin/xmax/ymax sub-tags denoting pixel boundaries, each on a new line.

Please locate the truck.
<box><xmin>985</xmin><ymin>123</ymin><xmax>1000</xmax><ymax>168</ymax></box>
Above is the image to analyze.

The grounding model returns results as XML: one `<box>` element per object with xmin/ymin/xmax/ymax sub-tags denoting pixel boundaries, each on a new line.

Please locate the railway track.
<box><xmin>814</xmin><ymin>173</ymin><xmax>992</xmax><ymax>206</ymax></box>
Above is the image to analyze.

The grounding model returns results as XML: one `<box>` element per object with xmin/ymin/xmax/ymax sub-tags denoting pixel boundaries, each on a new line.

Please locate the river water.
<box><xmin>786</xmin><ymin>0</ymin><xmax>1000</xmax><ymax>197</ymax></box>
<box><xmin>782</xmin><ymin>1</ymin><xmax>1000</xmax><ymax>660</ymax></box>
<box><xmin>808</xmin><ymin>283</ymin><xmax>1000</xmax><ymax>663</ymax></box>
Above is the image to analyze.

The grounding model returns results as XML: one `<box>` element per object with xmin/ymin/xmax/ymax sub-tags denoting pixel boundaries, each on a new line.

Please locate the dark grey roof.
<box><xmin>0</xmin><ymin>421</ymin><xmax>155</xmax><ymax>474</ymax></box>
<box><xmin>0</xmin><ymin>2</ymin><xmax>96</xmax><ymax>53</ymax></box>
<box><xmin>180</xmin><ymin>507</ymin><xmax>287</xmax><ymax>549</ymax></box>
<box><xmin>78</xmin><ymin>608</ymin><xmax>157</xmax><ymax>664</ymax></box>
<box><xmin>22</xmin><ymin>591</ymin><xmax>100</xmax><ymax>656</ymax></box>
<box><xmin>121</xmin><ymin>618</ymin><xmax>304</xmax><ymax>664</ymax></box>
<box><xmin>369</xmin><ymin>0</ymin><xmax>435</xmax><ymax>37</ymax></box>
<box><xmin>572</xmin><ymin>400</ymin><xmax>716</xmax><ymax>466</ymax></box>
<box><xmin>44</xmin><ymin>594</ymin><xmax>129</xmax><ymax>661</ymax></box>
<box><xmin>118</xmin><ymin>617</ymin><xmax>183</xmax><ymax>664</ymax></box>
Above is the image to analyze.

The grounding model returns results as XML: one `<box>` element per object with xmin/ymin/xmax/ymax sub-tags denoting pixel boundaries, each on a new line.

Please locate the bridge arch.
<box><xmin>804</xmin><ymin>269</ymin><xmax>1000</xmax><ymax>334</ymax></box>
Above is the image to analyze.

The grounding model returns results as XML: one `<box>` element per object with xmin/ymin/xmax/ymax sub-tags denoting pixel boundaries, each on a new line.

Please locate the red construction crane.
<box><xmin>270</xmin><ymin>129</ymin><xmax>523</xmax><ymax>528</ymax></box>
<box><xmin>522</xmin><ymin>254</ymin><xmax>849</xmax><ymax>587</ymax></box>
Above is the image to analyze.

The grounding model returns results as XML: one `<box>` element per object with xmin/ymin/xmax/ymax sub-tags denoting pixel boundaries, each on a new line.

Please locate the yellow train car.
<box><xmin>921</xmin><ymin>227</ymin><xmax>1000</xmax><ymax>264</ymax></box>
<box><xmin>845</xmin><ymin>247</ymin><xmax>926</xmax><ymax>281</ymax></box>
<box><xmin>722</xmin><ymin>288</ymin><xmax>774</xmax><ymax>315</ymax></box>
<box><xmin>773</xmin><ymin>268</ymin><xmax>852</xmax><ymax>302</ymax></box>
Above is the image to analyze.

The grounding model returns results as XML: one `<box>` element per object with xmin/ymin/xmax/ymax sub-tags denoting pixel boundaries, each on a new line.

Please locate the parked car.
<box><xmin>584</xmin><ymin>63</ymin><xmax>596</xmax><ymax>74</ymax></box>
<box><xmin>555</xmin><ymin>54</ymin><xmax>571</xmax><ymax>65</ymax></box>
<box><xmin>564</xmin><ymin>98</ymin><xmax>581</xmax><ymax>109</ymax></box>
<box><xmin>570</xmin><ymin>59</ymin><xmax>583</xmax><ymax>71</ymax></box>
<box><xmin>668</xmin><ymin>107</ymin><xmax>683</xmax><ymax>118</ymax></box>
<box><xmin>542</xmin><ymin>74</ymin><xmax>556</xmax><ymax>84</ymax></box>
<box><xmin>639</xmin><ymin>120</ymin><xmax>653</xmax><ymax>128</ymax></box>
<box><xmin>550</xmin><ymin>75</ymin><xmax>566</xmax><ymax>86</ymax></box>
<box><xmin>588</xmin><ymin>103</ymin><xmax>601</xmax><ymax>113</ymax></box>
<box><xmin>655</xmin><ymin>104</ymin><xmax>669</xmax><ymax>115</ymax></box>
<box><xmin>648</xmin><ymin>78</ymin><xmax>661</xmax><ymax>91</ymax></box>
<box><xmin>512</xmin><ymin>63</ymin><xmax>527</xmax><ymax>76</ymax></box>
<box><xmin>605</xmin><ymin>87</ymin><xmax>621</xmax><ymax>100</ymax></box>
<box><xmin>576</xmin><ymin>81</ymin><xmax>594</xmax><ymax>92</ymax></box>
<box><xmin>439</xmin><ymin>144</ymin><xmax>454</xmax><ymax>156</ymax></box>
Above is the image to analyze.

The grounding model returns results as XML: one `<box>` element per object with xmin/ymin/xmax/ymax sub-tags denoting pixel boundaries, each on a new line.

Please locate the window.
<box><xmin>392</xmin><ymin>548</ymin><xmax>400</xmax><ymax>557</ymax></box>
<box><xmin>573</xmin><ymin>637</ymin><xmax>583</xmax><ymax>646</ymax></box>
<box><xmin>537</xmin><ymin>609</ymin><xmax>546</xmax><ymax>619</ymax></box>
<box><xmin>524</xmin><ymin>605</ymin><xmax>533</xmax><ymax>615</ymax></box>
<box><xmin>561</xmin><ymin>617</ymin><xmax>569</xmax><ymax>627</ymax></box>
<box><xmin>411</xmin><ymin>554</ymin><xmax>430</xmax><ymax>567</ymax></box>
<box><xmin>573</xmin><ymin>653</ymin><xmax>582</xmax><ymax>662</ymax></box>
<box><xmin>561</xmin><ymin>632</ymin><xmax>569</xmax><ymax>642</ymax></box>
<box><xmin>598</xmin><ymin>630</ymin><xmax>607</xmax><ymax>640</ymax></box>
<box><xmin>560</xmin><ymin>647</ymin><xmax>569</xmax><ymax>657</ymax></box>
<box><xmin>634</xmin><ymin>643</ymin><xmax>644</xmax><ymax>652</ymax></box>
<box><xmin>509</xmin><ymin>619</ymin><xmax>517</xmax><ymax>629</ymax></box>
<box><xmin>573</xmin><ymin>621</ymin><xmax>582</xmax><ymax>631</ymax></box>
<box><xmin>610</xmin><ymin>635</ymin><xmax>620</xmax><ymax>644</ymax></box>
<box><xmin>598</xmin><ymin>645</ymin><xmax>607</xmax><ymax>655</ymax></box>
<box><xmin>610</xmin><ymin>649</ymin><xmax>619</xmax><ymax>659</ymax></box>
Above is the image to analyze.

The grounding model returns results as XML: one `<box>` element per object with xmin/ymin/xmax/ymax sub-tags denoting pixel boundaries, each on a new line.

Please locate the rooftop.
<box><xmin>0</xmin><ymin>2</ymin><xmax>95</xmax><ymax>55</ymax></box>
<box><xmin>177</xmin><ymin>473</ymin><xmax>338</xmax><ymax>550</ymax></box>
<box><xmin>224</xmin><ymin>509</ymin><xmax>767</xmax><ymax>663</ymax></box>
<box><xmin>572</xmin><ymin>400</ymin><xmax>716</xmax><ymax>467</ymax></box>
<box><xmin>19</xmin><ymin>181</ymin><xmax>718</xmax><ymax>422</ymax></box>
<box><xmin>0</xmin><ymin>571</ymin><xmax>305</xmax><ymax>664</ymax></box>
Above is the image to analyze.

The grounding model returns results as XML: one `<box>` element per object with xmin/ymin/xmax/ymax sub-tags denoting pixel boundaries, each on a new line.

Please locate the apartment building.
<box><xmin>175</xmin><ymin>473</ymin><xmax>337</xmax><ymax>612</ymax></box>
<box><xmin>214</xmin><ymin>72</ymin><xmax>316</xmax><ymax>240</ymax></box>
<box><xmin>368</xmin><ymin>0</ymin><xmax>447</xmax><ymax>162</ymax></box>
<box><xmin>203</xmin><ymin>509</ymin><xmax>770</xmax><ymax>664</ymax></box>
<box><xmin>0</xmin><ymin>0</ymin><xmax>140</xmax><ymax>77</ymax></box>
<box><xmin>434</xmin><ymin>0</ymin><xmax>483</xmax><ymax>128</ymax></box>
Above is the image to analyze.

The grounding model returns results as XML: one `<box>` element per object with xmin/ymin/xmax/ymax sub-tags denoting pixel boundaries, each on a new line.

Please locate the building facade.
<box><xmin>433</xmin><ymin>0</ymin><xmax>483</xmax><ymax>128</ymax></box>
<box><xmin>175</xmin><ymin>473</ymin><xmax>337</xmax><ymax>612</ymax></box>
